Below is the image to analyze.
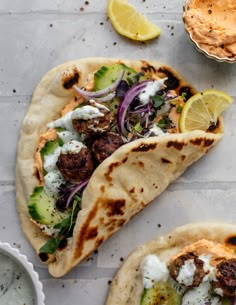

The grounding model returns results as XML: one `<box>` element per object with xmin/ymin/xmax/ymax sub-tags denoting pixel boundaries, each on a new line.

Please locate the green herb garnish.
<box><xmin>152</xmin><ymin>95</ymin><xmax>165</xmax><ymax>109</ymax></box>
<box><xmin>39</xmin><ymin>237</ymin><xmax>59</xmax><ymax>254</ymax></box>
<box><xmin>157</xmin><ymin>117</ymin><xmax>173</xmax><ymax>129</ymax></box>
<box><xmin>39</xmin><ymin>195</ymin><xmax>81</xmax><ymax>254</ymax></box>
<box><xmin>176</xmin><ymin>105</ymin><xmax>183</xmax><ymax>113</ymax></box>
<box><xmin>181</xmin><ymin>92</ymin><xmax>187</xmax><ymax>101</ymax></box>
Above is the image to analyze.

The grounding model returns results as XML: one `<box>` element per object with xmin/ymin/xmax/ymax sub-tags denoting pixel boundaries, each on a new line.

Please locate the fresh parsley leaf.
<box><xmin>151</xmin><ymin>95</ymin><xmax>165</xmax><ymax>109</ymax></box>
<box><xmin>54</xmin><ymin>195</ymin><xmax>81</xmax><ymax>232</ymax></box>
<box><xmin>55</xmin><ymin>127</ymin><xmax>65</xmax><ymax>132</ymax></box>
<box><xmin>157</xmin><ymin>117</ymin><xmax>173</xmax><ymax>129</ymax></box>
<box><xmin>39</xmin><ymin>194</ymin><xmax>82</xmax><ymax>255</ymax></box>
<box><xmin>134</xmin><ymin>122</ymin><xmax>143</xmax><ymax>133</ymax></box>
<box><xmin>39</xmin><ymin>238</ymin><xmax>58</xmax><ymax>254</ymax></box>
<box><xmin>176</xmin><ymin>105</ymin><xmax>183</xmax><ymax>113</ymax></box>
<box><xmin>132</xmin><ymin>72</ymin><xmax>144</xmax><ymax>83</ymax></box>
<box><xmin>127</xmin><ymin>77</ymin><xmax>134</xmax><ymax>86</ymax></box>
<box><xmin>54</xmin><ymin>217</ymin><xmax>71</xmax><ymax>230</ymax></box>
<box><xmin>126</xmin><ymin>72</ymin><xmax>145</xmax><ymax>87</ymax></box>
<box><xmin>181</xmin><ymin>92</ymin><xmax>187</xmax><ymax>101</ymax></box>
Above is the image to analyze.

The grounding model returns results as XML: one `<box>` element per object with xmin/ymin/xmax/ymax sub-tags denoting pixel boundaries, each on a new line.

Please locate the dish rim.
<box><xmin>182</xmin><ymin>0</ymin><xmax>236</xmax><ymax>64</ymax></box>
<box><xmin>0</xmin><ymin>241</ymin><xmax>45</xmax><ymax>305</ymax></box>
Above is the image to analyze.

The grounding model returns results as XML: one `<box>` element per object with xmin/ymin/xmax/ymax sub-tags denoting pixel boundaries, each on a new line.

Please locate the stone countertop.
<box><xmin>0</xmin><ymin>0</ymin><xmax>235</xmax><ymax>304</ymax></box>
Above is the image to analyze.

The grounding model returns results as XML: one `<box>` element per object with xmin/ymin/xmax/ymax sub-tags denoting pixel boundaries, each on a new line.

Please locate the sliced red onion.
<box><xmin>96</xmin><ymin>92</ymin><xmax>116</xmax><ymax>102</ymax></box>
<box><xmin>73</xmin><ymin>70</ymin><xmax>125</xmax><ymax>100</ymax></box>
<box><xmin>117</xmin><ymin>80</ymin><xmax>153</xmax><ymax>136</ymax></box>
<box><xmin>165</xmin><ymin>90</ymin><xmax>178</xmax><ymax>101</ymax></box>
<box><xmin>66</xmin><ymin>177</ymin><xmax>90</xmax><ymax>208</ymax></box>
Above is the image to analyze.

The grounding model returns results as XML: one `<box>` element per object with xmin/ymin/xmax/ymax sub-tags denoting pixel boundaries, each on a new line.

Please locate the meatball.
<box><xmin>56</xmin><ymin>147</ymin><xmax>94</xmax><ymax>183</ymax></box>
<box><xmin>215</xmin><ymin>259</ymin><xmax>236</xmax><ymax>296</ymax></box>
<box><xmin>169</xmin><ymin>252</ymin><xmax>206</xmax><ymax>287</ymax></box>
<box><xmin>91</xmin><ymin>132</ymin><xmax>124</xmax><ymax>163</ymax></box>
<box><xmin>72</xmin><ymin>105</ymin><xmax>115</xmax><ymax>138</ymax></box>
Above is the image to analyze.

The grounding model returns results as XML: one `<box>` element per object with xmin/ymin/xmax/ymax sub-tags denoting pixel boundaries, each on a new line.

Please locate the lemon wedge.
<box><xmin>179</xmin><ymin>90</ymin><xmax>233</xmax><ymax>133</ymax></box>
<box><xmin>107</xmin><ymin>0</ymin><xmax>161</xmax><ymax>41</ymax></box>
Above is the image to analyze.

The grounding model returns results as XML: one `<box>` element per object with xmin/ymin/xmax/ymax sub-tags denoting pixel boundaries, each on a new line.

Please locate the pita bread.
<box><xmin>105</xmin><ymin>222</ymin><xmax>236</xmax><ymax>305</ymax></box>
<box><xmin>15</xmin><ymin>58</ymin><xmax>223</xmax><ymax>277</ymax></box>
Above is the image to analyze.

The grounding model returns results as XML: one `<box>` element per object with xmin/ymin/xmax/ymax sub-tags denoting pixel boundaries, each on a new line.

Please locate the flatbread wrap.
<box><xmin>16</xmin><ymin>58</ymin><xmax>225</xmax><ymax>277</ymax></box>
<box><xmin>105</xmin><ymin>222</ymin><xmax>236</xmax><ymax>305</ymax></box>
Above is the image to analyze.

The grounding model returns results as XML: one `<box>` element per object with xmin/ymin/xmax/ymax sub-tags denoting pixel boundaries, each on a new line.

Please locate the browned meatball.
<box><xmin>215</xmin><ymin>259</ymin><xmax>236</xmax><ymax>296</ymax></box>
<box><xmin>72</xmin><ymin>107</ymin><xmax>115</xmax><ymax>138</ymax></box>
<box><xmin>169</xmin><ymin>252</ymin><xmax>206</xmax><ymax>287</ymax></box>
<box><xmin>56</xmin><ymin>147</ymin><xmax>94</xmax><ymax>183</ymax></box>
<box><xmin>91</xmin><ymin>132</ymin><xmax>124</xmax><ymax>163</ymax></box>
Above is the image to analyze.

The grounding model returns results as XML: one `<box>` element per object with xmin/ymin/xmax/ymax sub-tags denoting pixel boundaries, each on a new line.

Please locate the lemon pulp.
<box><xmin>179</xmin><ymin>89</ymin><xmax>233</xmax><ymax>133</ymax></box>
<box><xmin>107</xmin><ymin>0</ymin><xmax>161</xmax><ymax>41</ymax></box>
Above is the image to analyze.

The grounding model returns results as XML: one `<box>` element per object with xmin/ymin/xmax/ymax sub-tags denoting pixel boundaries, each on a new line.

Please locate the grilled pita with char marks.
<box><xmin>16</xmin><ymin>58</ymin><xmax>223</xmax><ymax>277</ymax></box>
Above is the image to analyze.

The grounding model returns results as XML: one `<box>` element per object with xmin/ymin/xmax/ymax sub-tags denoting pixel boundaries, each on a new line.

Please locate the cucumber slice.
<box><xmin>94</xmin><ymin>63</ymin><xmax>137</xmax><ymax>91</ymax></box>
<box><xmin>40</xmin><ymin>139</ymin><xmax>60</xmax><ymax>158</ymax></box>
<box><xmin>40</xmin><ymin>139</ymin><xmax>61</xmax><ymax>175</ymax></box>
<box><xmin>28</xmin><ymin>187</ymin><xmax>69</xmax><ymax>226</ymax></box>
<box><xmin>141</xmin><ymin>281</ymin><xmax>182</xmax><ymax>305</ymax></box>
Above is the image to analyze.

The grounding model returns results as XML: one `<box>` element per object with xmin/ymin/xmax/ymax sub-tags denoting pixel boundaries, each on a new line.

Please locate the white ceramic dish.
<box><xmin>183</xmin><ymin>0</ymin><xmax>236</xmax><ymax>64</ymax></box>
<box><xmin>0</xmin><ymin>242</ymin><xmax>45</xmax><ymax>305</ymax></box>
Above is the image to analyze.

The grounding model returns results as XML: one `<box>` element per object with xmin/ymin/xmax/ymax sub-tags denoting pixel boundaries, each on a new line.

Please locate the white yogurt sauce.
<box><xmin>140</xmin><ymin>254</ymin><xmax>169</xmax><ymax>289</ymax></box>
<box><xmin>89</xmin><ymin>100</ymin><xmax>110</xmax><ymax>111</ymax></box>
<box><xmin>47</xmin><ymin>104</ymin><xmax>106</xmax><ymax>134</ymax></box>
<box><xmin>44</xmin><ymin>170</ymin><xmax>65</xmax><ymax>197</ymax></box>
<box><xmin>37</xmin><ymin>223</ymin><xmax>60</xmax><ymax>237</ymax></box>
<box><xmin>177</xmin><ymin>259</ymin><xmax>196</xmax><ymax>286</ymax></box>
<box><xmin>57</xmin><ymin>130</ymin><xmax>80</xmax><ymax>143</ymax></box>
<box><xmin>214</xmin><ymin>288</ymin><xmax>224</xmax><ymax>297</ymax></box>
<box><xmin>199</xmin><ymin>254</ymin><xmax>216</xmax><ymax>282</ymax></box>
<box><xmin>61</xmin><ymin>140</ymin><xmax>85</xmax><ymax>154</ymax></box>
<box><xmin>145</xmin><ymin>125</ymin><xmax>167</xmax><ymax>137</ymax></box>
<box><xmin>87</xmin><ymin>125</ymin><xmax>108</xmax><ymax>133</ymax></box>
<box><xmin>47</xmin><ymin>110</ymin><xmax>74</xmax><ymax>131</ymax></box>
<box><xmin>71</xmin><ymin>105</ymin><xmax>104</xmax><ymax>120</ymax></box>
<box><xmin>181</xmin><ymin>281</ymin><xmax>221</xmax><ymax>305</ymax></box>
<box><xmin>0</xmin><ymin>252</ymin><xmax>35</xmax><ymax>305</ymax></box>
<box><xmin>139</xmin><ymin>78</ymin><xmax>167</xmax><ymax>105</ymax></box>
<box><xmin>43</xmin><ymin>146</ymin><xmax>62</xmax><ymax>173</ymax></box>
<box><xmin>43</xmin><ymin>140</ymin><xmax>85</xmax><ymax>195</ymax></box>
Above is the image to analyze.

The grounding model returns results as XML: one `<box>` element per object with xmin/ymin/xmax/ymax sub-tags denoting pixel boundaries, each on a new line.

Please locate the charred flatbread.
<box><xmin>16</xmin><ymin>58</ymin><xmax>224</xmax><ymax>277</ymax></box>
<box><xmin>105</xmin><ymin>222</ymin><xmax>236</xmax><ymax>305</ymax></box>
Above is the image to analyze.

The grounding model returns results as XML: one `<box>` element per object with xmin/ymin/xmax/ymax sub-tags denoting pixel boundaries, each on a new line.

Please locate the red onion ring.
<box><xmin>117</xmin><ymin>80</ymin><xmax>153</xmax><ymax>136</ymax></box>
<box><xmin>66</xmin><ymin>177</ymin><xmax>90</xmax><ymax>208</ymax></box>
<box><xmin>96</xmin><ymin>92</ymin><xmax>116</xmax><ymax>102</ymax></box>
<box><xmin>73</xmin><ymin>70</ymin><xmax>125</xmax><ymax>100</ymax></box>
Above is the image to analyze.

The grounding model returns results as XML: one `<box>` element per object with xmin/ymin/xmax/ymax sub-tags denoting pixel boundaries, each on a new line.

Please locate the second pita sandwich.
<box><xmin>105</xmin><ymin>222</ymin><xmax>236</xmax><ymax>305</ymax></box>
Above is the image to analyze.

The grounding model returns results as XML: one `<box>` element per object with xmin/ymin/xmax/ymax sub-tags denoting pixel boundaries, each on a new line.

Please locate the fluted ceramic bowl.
<box><xmin>0</xmin><ymin>242</ymin><xmax>45</xmax><ymax>305</ymax></box>
<box><xmin>183</xmin><ymin>0</ymin><xmax>236</xmax><ymax>63</ymax></box>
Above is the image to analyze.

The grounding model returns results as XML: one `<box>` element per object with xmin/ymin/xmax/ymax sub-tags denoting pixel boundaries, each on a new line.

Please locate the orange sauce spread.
<box><xmin>34</xmin><ymin>95</ymin><xmax>85</xmax><ymax>184</ymax></box>
<box><xmin>170</xmin><ymin>239</ymin><xmax>236</xmax><ymax>266</ymax></box>
<box><xmin>34</xmin><ymin>129</ymin><xmax>58</xmax><ymax>184</ymax></box>
<box><xmin>183</xmin><ymin>0</ymin><xmax>236</xmax><ymax>59</ymax></box>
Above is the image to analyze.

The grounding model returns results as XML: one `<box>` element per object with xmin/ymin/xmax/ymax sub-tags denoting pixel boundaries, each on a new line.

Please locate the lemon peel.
<box><xmin>107</xmin><ymin>0</ymin><xmax>161</xmax><ymax>41</ymax></box>
<box><xmin>179</xmin><ymin>89</ymin><xmax>233</xmax><ymax>133</ymax></box>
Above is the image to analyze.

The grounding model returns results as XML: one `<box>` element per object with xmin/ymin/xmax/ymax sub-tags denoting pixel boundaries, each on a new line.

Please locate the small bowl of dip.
<box><xmin>0</xmin><ymin>242</ymin><xmax>45</xmax><ymax>305</ymax></box>
<box><xmin>183</xmin><ymin>0</ymin><xmax>236</xmax><ymax>63</ymax></box>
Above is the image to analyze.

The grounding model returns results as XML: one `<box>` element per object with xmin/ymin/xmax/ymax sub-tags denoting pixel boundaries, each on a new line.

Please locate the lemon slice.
<box><xmin>179</xmin><ymin>90</ymin><xmax>233</xmax><ymax>133</ymax></box>
<box><xmin>107</xmin><ymin>0</ymin><xmax>161</xmax><ymax>41</ymax></box>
